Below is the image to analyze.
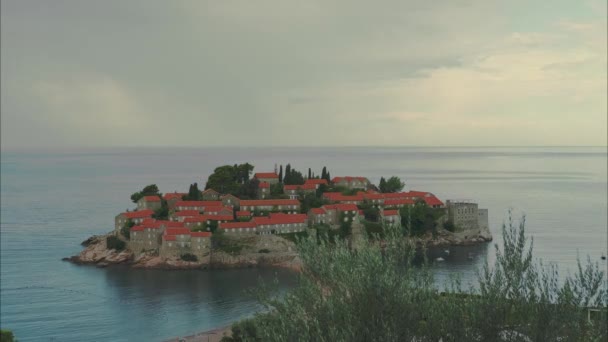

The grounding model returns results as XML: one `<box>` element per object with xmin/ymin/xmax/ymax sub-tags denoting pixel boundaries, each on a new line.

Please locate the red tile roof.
<box><xmin>240</xmin><ymin>199</ymin><xmax>300</xmax><ymax>206</ymax></box>
<box><xmin>284</xmin><ymin>183</ymin><xmax>316</xmax><ymax>191</ymax></box>
<box><xmin>424</xmin><ymin>196</ymin><xmax>444</xmax><ymax>207</ymax></box>
<box><xmin>158</xmin><ymin>220</ymin><xmax>185</xmax><ymax>228</ymax></box>
<box><xmin>191</xmin><ymin>232</ymin><xmax>212</xmax><ymax>237</ymax></box>
<box><xmin>122</xmin><ymin>210</ymin><xmax>154</xmax><ymax>219</ymax></box>
<box><xmin>322</xmin><ymin>192</ymin><xmax>364</xmax><ymax>202</ymax></box>
<box><xmin>163</xmin><ymin>193</ymin><xmax>186</xmax><ymax>200</ymax></box>
<box><xmin>304</xmin><ymin>179</ymin><xmax>328</xmax><ymax>186</ymax></box>
<box><xmin>220</xmin><ymin>221</ymin><xmax>257</xmax><ymax>229</ymax></box>
<box><xmin>254</xmin><ymin>172</ymin><xmax>279</xmax><ymax>179</ymax></box>
<box><xmin>175</xmin><ymin>201</ymin><xmax>222</xmax><ymax>208</ymax></box>
<box><xmin>131</xmin><ymin>225</ymin><xmax>145</xmax><ymax>232</ymax></box>
<box><xmin>164</xmin><ymin>228</ymin><xmax>190</xmax><ymax>236</ymax></box>
<box><xmin>333</xmin><ymin>203</ymin><xmax>359</xmax><ymax>212</ymax></box>
<box><xmin>204</xmin><ymin>206</ymin><xmax>233</xmax><ymax>213</ymax></box>
<box><xmin>236</xmin><ymin>211</ymin><xmax>251</xmax><ymax>217</ymax></box>
<box><xmin>254</xmin><ymin>213</ymin><xmax>308</xmax><ymax>225</ymax></box>
<box><xmin>258</xmin><ymin>182</ymin><xmax>271</xmax><ymax>189</ymax></box>
<box><xmin>174</xmin><ymin>210</ymin><xmax>201</xmax><ymax>217</ymax></box>
<box><xmin>384</xmin><ymin>198</ymin><xmax>415</xmax><ymax>206</ymax></box>
<box><xmin>383</xmin><ymin>210</ymin><xmax>399</xmax><ymax>216</ymax></box>
<box><xmin>184</xmin><ymin>215</ymin><xmax>234</xmax><ymax>223</ymax></box>
<box><xmin>310</xmin><ymin>208</ymin><xmax>326</xmax><ymax>215</ymax></box>
<box><xmin>143</xmin><ymin>195</ymin><xmax>161</xmax><ymax>202</ymax></box>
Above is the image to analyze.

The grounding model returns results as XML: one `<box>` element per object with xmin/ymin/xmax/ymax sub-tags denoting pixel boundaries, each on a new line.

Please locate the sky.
<box><xmin>1</xmin><ymin>0</ymin><xmax>606</xmax><ymax>149</ymax></box>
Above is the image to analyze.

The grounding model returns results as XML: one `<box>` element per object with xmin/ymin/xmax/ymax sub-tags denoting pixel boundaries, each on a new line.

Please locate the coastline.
<box><xmin>63</xmin><ymin>226</ymin><xmax>491</xmax><ymax>271</ymax></box>
<box><xmin>164</xmin><ymin>325</ymin><xmax>232</xmax><ymax>342</ymax></box>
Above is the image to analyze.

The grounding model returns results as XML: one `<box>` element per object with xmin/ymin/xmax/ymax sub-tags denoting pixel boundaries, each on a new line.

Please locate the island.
<box><xmin>66</xmin><ymin>163</ymin><xmax>492</xmax><ymax>269</ymax></box>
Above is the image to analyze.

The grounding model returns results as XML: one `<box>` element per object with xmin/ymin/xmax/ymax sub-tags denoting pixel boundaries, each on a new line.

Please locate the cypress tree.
<box><xmin>279</xmin><ymin>165</ymin><xmax>283</xmax><ymax>183</ymax></box>
<box><xmin>321</xmin><ymin>167</ymin><xmax>327</xmax><ymax>180</ymax></box>
<box><xmin>308</xmin><ymin>168</ymin><xmax>312</xmax><ymax>179</ymax></box>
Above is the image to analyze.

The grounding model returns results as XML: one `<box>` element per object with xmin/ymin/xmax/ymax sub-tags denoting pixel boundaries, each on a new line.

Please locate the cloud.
<box><xmin>1</xmin><ymin>0</ymin><xmax>606</xmax><ymax>148</ymax></box>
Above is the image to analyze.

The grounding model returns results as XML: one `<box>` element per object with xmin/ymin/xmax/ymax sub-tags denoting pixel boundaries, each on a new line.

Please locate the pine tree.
<box><xmin>379</xmin><ymin>177</ymin><xmax>387</xmax><ymax>193</ymax></box>
<box><xmin>285</xmin><ymin>164</ymin><xmax>292</xmax><ymax>184</ymax></box>
<box><xmin>326</xmin><ymin>171</ymin><xmax>331</xmax><ymax>182</ymax></box>
<box><xmin>308</xmin><ymin>168</ymin><xmax>312</xmax><ymax>179</ymax></box>
<box><xmin>279</xmin><ymin>165</ymin><xmax>283</xmax><ymax>183</ymax></box>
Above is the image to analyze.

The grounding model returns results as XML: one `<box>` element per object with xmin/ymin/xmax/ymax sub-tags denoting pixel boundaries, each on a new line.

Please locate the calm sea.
<box><xmin>1</xmin><ymin>147</ymin><xmax>607</xmax><ymax>341</ymax></box>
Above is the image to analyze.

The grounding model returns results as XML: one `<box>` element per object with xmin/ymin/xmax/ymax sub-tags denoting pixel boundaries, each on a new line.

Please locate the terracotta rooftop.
<box><xmin>240</xmin><ymin>199</ymin><xmax>300</xmax><ymax>206</ymax></box>
<box><xmin>122</xmin><ymin>210</ymin><xmax>154</xmax><ymax>219</ymax></box>
<box><xmin>174</xmin><ymin>201</ymin><xmax>222</xmax><ymax>208</ymax></box>
<box><xmin>143</xmin><ymin>195</ymin><xmax>161</xmax><ymax>202</ymax></box>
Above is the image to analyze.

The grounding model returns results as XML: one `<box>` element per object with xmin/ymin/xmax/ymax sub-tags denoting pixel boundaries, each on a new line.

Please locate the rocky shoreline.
<box><xmin>63</xmin><ymin>233</ymin><xmax>302</xmax><ymax>271</ymax></box>
<box><xmin>64</xmin><ymin>227</ymin><xmax>490</xmax><ymax>270</ymax></box>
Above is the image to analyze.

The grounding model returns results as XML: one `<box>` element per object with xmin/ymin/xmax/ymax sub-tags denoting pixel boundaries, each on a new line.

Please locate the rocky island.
<box><xmin>66</xmin><ymin>163</ymin><xmax>492</xmax><ymax>270</ymax></box>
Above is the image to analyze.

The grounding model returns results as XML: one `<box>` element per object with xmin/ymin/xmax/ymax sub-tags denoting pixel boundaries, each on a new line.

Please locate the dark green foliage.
<box><xmin>205</xmin><ymin>163</ymin><xmax>254</xmax><ymax>195</ymax></box>
<box><xmin>278</xmin><ymin>165</ymin><xmax>283</xmax><ymax>183</ymax></box>
<box><xmin>270</xmin><ymin>183</ymin><xmax>283</xmax><ymax>196</ymax></box>
<box><xmin>152</xmin><ymin>199</ymin><xmax>169</xmax><ymax>220</ymax></box>
<box><xmin>363</xmin><ymin>220</ymin><xmax>384</xmax><ymax>239</ymax></box>
<box><xmin>444</xmin><ymin>220</ymin><xmax>456</xmax><ymax>232</ymax></box>
<box><xmin>339</xmin><ymin>212</ymin><xmax>352</xmax><ymax>238</ymax></box>
<box><xmin>359</xmin><ymin>202</ymin><xmax>380</xmax><ymax>221</ymax></box>
<box><xmin>326</xmin><ymin>171</ymin><xmax>331</xmax><ymax>182</ymax></box>
<box><xmin>106</xmin><ymin>236</ymin><xmax>126</xmax><ymax>251</ymax></box>
<box><xmin>183</xmin><ymin>183</ymin><xmax>202</xmax><ymax>201</ymax></box>
<box><xmin>282</xmin><ymin>163</ymin><xmax>305</xmax><ymax>185</ymax></box>
<box><xmin>239</xmin><ymin>178</ymin><xmax>259</xmax><ymax>200</ymax></box>
<box><xmin>221</xmin><ymin>318</ymin><xmax>260</xmax><ymax>341</ymax></box>
<box><xmin>258</xmin><ymin>248</ymin><xmax>271</xmax><ymax>253</ymax></box>
<box><xmin>321</xmin><ymin>166</ymin><xmax>327</xmax><ymax>180</ymax></box>
<box><xmin>308</xmin><ymin>168</ymin><xmax>312</xmax><ymax>179</ymax></box>
<box><xmin>314</xmin><ymin>224</ymin><xmax>341</xmax><ymax>243</ymax></box>
<box><xmin>0</xmin><ymin>330</ymin><xmax>15</xmax><ymax>342</ymax></box>
<box><xmin>379</xmin><ymin>176</ymin><xmax>405</xmax><ymax>193</ymax></box>
<box><xmin>120</xmin><ymin>219</ymin><xmax>135</xmax><ymax>239</ymax></box>
<box><xmin>130</xmin><ymin>184</ymin><xmax>160</xmax><ymax>203</ymax></box>
<box><xmin>229</xmin><ymin>216</ymin><xmax>607</xmax><ymax>341</ymax></box>
<box><xmin>316</xmin><ymin>183</ymin><xmax>329</xmax><ymax>197</ymax></box>
<box><xmin>300</xmin><ymin>192</ymin><xmax>326</xmax><ymax>213</ymax></box>
<box><xmin>399</xmin><ymin>202</ymin><xmax>443</xmax><ymax>236</ymax></box>
<box><xmin>180</xmin><ymin>253</ymin><xmax>198</xmax><ymax>262</ymax></box>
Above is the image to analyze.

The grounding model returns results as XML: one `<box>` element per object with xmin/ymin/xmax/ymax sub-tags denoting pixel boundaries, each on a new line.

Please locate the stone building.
<box><xmin>201</xmin><ymin>188</ymin><xmax>220</xmax><ymax>201</ymax></box>
<box><xmin>137</xmin><ymin>195</ymin><xmax>162</xmax><ymax>211</ymax></box>
<box><xmin>380</xmin><ymin>209</ymin><xmax>401</xmax><ymax>225</ymax></box>
<box><xmin>308</xmin><ymin>203</ymin><xmax>359</xmax><ymax>228</ymax></box>
<box><xmin>258</xmin><ymin>182</ymin><xmax>270</xmax><ymax>199</ymax></box>
<box><xmin>114</xmin><ymin>209</ymin><xmax>155</xmax><ymax>232</ymax></box>
<box><xmin>284</xmin><ymin>183</ymin><xmax>316</xmax><ymax>199</ymax></box>
<box><xmin>220</xmin><ymin>194</ymin><xmax>240</xmax><ymax>208</ymax></box>
<box><xmin>240</xmin><ymin>199</ymin><xmax>300</xmax><ymax>214</ymax></box>
<box><xmin>331</xmin><ymin>176</ymin><xmax>370</xmax><ymax>190</ymax></box>
<box><xmin>252</xmin><ymin>213</ymin><xmax>308</xmax><ymax>235</ymax></box>
<box><xmin>174</xmin><ymin>201</ymin><xmax>222</xmax><ymax>212</ymax></box>
<box><xmin>163</xmin><ymin>192</ymin><xmax>186</xmax><ymax>210</ymax></box>
<box><xmin>219</xmin><ymin>221</ymin><xmax>258</xmax><ymax>234</ymax></box>
<box><xmin>446</xmin><ymin>200</ymin><xmax>488</xmax><ymax>232</ymax></box>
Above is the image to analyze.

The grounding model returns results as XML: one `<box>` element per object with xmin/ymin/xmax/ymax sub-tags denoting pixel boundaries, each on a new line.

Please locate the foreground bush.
<box><xmin>224</xmin><ymin>214</ymin><xmax>607</xmax><ymax>341</ymax></box>
<box><xmin>106</xmin><ymin>236</ymin><xmax>126</xmax><ymax>251</ymax></box>
<box><xmin>0</xmin><ymin>330</ymin><xmax>15</xmax><ymax>342</ymax></box>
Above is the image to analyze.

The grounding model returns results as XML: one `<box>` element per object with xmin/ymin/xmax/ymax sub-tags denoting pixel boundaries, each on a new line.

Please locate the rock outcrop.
<box><xmin>65</xmin><ymin>234</ymin><xmax>133</xmax><ymax>265</ymax></box>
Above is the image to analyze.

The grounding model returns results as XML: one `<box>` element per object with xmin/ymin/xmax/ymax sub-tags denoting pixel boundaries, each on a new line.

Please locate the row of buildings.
<box><xmin>115</xmin><ymin>171</ymin><xmax>487</xmax><ymax>258</ymax></box>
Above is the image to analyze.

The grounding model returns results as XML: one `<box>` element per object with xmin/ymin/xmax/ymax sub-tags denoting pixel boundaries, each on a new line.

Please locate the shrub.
<box><xmin>228</xmin><ymin>213</ymin><xmax>608</xmax><ymax>341</ymax></box>
<box><xmin>213</xmin><ymin>232</ymin><xmax>244</xmax><ymax>255</ymax></box>
<box><xmin>281</xmin><ymin>231</ymin><xmax>309</xmax><ymax>244</ymax></box>
<box><xmin>443</xmin><ymin>220</ymin><xmax>456</xmax><ymax>232</ymax></box>
<box><xmin>258</xmin><ymin>248</ymin><xmax>271</xmax><ymax>253</ymax></box>
<box><xmin>106</xmin><ymin>236</ymin><xmax>126</xmax><ymax>251</ymax></box>
<box><xmin>180</xmin><ymin>253</ymin><xmax>198</xmax><ymax>262</ymax></box>
<box><xmin>0</xmin><ymin>330</ymin><xmax>15</xmax><ymax>342</ymax></box>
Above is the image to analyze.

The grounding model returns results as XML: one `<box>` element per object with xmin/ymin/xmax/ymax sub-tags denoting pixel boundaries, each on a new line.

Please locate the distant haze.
<box><xmin>1</xmin><ymin>0</ymin><xmax>606</xmax><ymax>149</ymax></box>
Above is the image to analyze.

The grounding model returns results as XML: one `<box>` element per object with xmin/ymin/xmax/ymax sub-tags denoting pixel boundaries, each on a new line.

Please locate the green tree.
<box><xmin>152</xmin><ymin>199</ymin><xmax>169</xmax><ymax>220</ymax></box>
<box><xmin>379</xmin><ymin>176</ymin><xmax>405</xmax><ymax>193</ymax></box>
<box><xmin>226</xmin><ymin>216</ymin><xmax>608</xmax><ymax>341</ymax></box>
<box><xmin>130</xmin><ymin>184</ymin><xmax>160</xmax><ymax>203</ymax></box>
<box><xmin>182</xmin><ymin>183</ymin><xmax>202</xmax><ymax>201</ymax></box>
<box><xmin>278</xmin><ymin>165</ymin><xmax>283</xmax><ymax>183</ymax></box>
<box><xmin>321</xmin><ymin>166</ymin><xmax>327</xmax><ymax>180</ymax></box>
<box><xmin>379</xmin><ymin>177</ymin><xmax>387</xmax><ymax>193</ymax></box>
<box><xmin>308</xmin><ymin>168</ymin><xmax>312</xmax><ymax>179</ymax></box>
<box><xmin>205</xmin><ymin>164</ymin><xmax>254</xmax><ymax>195</ymax></box>
<box><xmin>399</xmin><ymin>201</ymin><xmax>442</xmax><ymax>236</ymax></box>
<box><xmin>283</xmin><ymin>163</ymin><xmax>305</xmax><ymax>185</ymax></box>
<box><xmin>0</xmin><ymin>329</ymin><xmax>15</xmax><ymax>342</ymax></box>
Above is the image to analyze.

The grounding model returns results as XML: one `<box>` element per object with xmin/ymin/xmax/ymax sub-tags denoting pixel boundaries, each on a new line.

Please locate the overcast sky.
<box><xmin>1</xmin><ymin>0</ymin><xmax>606</xmax><ymax>149</ymax></box>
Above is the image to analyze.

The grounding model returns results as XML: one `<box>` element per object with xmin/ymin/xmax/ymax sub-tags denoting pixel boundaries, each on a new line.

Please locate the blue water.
<box><xmin>1</xmin><ymin>146</ymin><xmax>607</xmax><ymax>341</ymax></box>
